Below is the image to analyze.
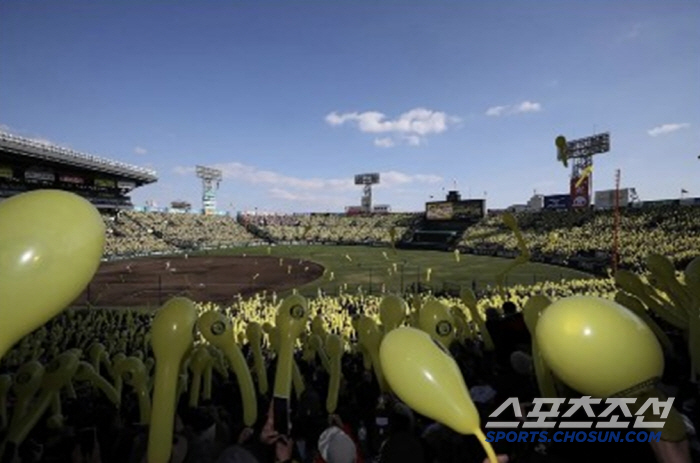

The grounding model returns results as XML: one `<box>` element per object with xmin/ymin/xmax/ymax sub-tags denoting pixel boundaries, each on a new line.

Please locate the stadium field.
<box><xmin>75</xmin><ymin>245</ymin><xmax>594</xmax><ymax>308</ymax></box>
<box><xmin>199</xmin><ymin>244</ymin><xmax>594</xmax><ymax>296</ymax></box>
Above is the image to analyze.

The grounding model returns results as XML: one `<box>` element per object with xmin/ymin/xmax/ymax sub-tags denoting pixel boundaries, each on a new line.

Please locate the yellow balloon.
<box><xmin>379</xmin><ymin>295</ymin><xmax>407</xmax><ymax>333</ymax></box>
<box><xmin>188</xmin><ymin>345</ymin><xmax>212</xmax><ymax>408</ymax></box>
<box><xmin>450</xmin><ymin>306</ymin><xmax>472</xmax><ymax>342</ymax></box>
<box><xmin>0</xmin><ymin>190</ymin><xmax>105</xmax><ymax>358</ymax></box>
<box><xmin>522</xmin><ymin>296</ymin><xmax>557</xmax><ymax>398</ymax></box>
<box><xmin>537</xmin><ymin>296</ymin><xmax>663</xmax><ymax>398</ymax></box>
<box><xmin>325</xmin><ymin>334</ymin><xmax>343</xmax><ymax>414</ymax></box>
<box><xmin>418</xmin><ymin>298</ymin><xmax>455</xmax><ymax>349</ymax></box>
<box><xmin>74</xmin><ymin>362</ymin><xmax>120</xmax><ymax>407</ymax></box>
<box><xmin>309</xmin><ymin>334</ymin><xmax>331</xmax><ymax>373</ymax></box>
<box><xmin>88</xmin><ymin>342</ymin><xmax>110</xmax><ymax>375</ymax></box>
<box><xmin>246</xmin><ymin>322</ymin><xmax>268</xmax><ymax>395</ymax></box>
<box><xmin>198</xmin><ymin>311</ymin><xmax>257</xmax><ymax>427</ymax></box>
<box><xmin>684</xmin><ymin>256</ymin><xmax>700</xmax><ymax>303</ymax></box>
<box><xmin>357</xmin><ymin>315</ymin><xmax>387</xmax><ymax>392</ymax></box>
<box><xmin>108</xmin><ymin>353</ymin><xmax>127</xmax><ymax>395</ymax></box>
<box><xmin>7</xmin><ymin>352</ymin><xmax>79</xmax><ymax>448</ymax></box>
<box><xmin>380</xmin><ymin>328</ymin><xmax>498</xmax><ymax>463</ymax></box>
<box><xmin>8</xmin><ymin>361</ymin><xmax>44</xmax><ymax>433</ymax></box>
<box><xmin>614</xmin><ymin>291</ymin><xmax>673</xmax><ymax>355</ymax></box>
<box><xmin>311</xmin><ymin>315</ymin><xmax>328</xmax><ymax>340</ymax></box>
<box><xmin>114</xmin><ymin>356</ymin><xmax>151</xmax><ymax>424</ymax></box>
<box><xmin>148</xmin><ymin>297</ymin><xmax>197</xmax><ymax>463</ymax></box>
<box><xmin>460</xmin><ymin>288</ymin><xmax>495</xmax><ymax>351</ymax></box>
<box><xmin>273</xmin><ymin>295</ymin><xmax>309</xmax><ymax>399</ymax></box>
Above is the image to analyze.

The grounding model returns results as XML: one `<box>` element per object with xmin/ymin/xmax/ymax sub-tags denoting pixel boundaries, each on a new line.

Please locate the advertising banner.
<box><xmin>570</xmin><ymin>176</ymin><xmax>590</xmax><ymax>208</ymax></box>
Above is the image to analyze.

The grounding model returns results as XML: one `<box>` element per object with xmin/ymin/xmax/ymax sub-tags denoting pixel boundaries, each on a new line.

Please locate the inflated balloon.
<box><xmin>646</xmin><ymin>254</ymin><xmax>694</xmax><ymax>312</ymax></box>
<box><xmin>522</xmin><ymin>295</ymin><xmax>557</xmax><ymax>398</ymax></box>
<box><xmin>114</xmin><ymin>357</ymin><xmax>151</xmax><ymax>424</ymax></box>
<box><xmin>6</xmin><ymin>352</ymin><xmax>79</xmax><ymax>448</ymax></box>
<box><xmin>357</xmin><ymin>315</ymin><xmax>387</xmax><ymax>392</ymax></box>
<box><xmin>460</xmin><ymin>288</ymin><xmax>494</xmax><ymax>351</ymax></box>
<box><xmin>309</xmin><ymin>334</ymin><xmax>331</xmax><ymax>373</ymax></box>
<box><xmin>537</xmin><ymin>296</ymin><xmax>663</xmax><ymax>398</ymax></box>
<box><xmin>149</xmin><ymin>297</ymin><xmax>198</xmax><ymax>463</ymax></box>
<box><xmin>311</xmin><ymin>315</ymin><xmax>328</xmax><ymax>341</ymax></box>
<box><xmin>262</xmin><ymin>322</ymin><xmax>279</xmax><ymax>352</ymax></box>
<box><xmin>109</xmin><ymin>353</ymin><xmax>127</xmax><ymax>396</ymax></box>
<box><xmin>555</xmin><ymin>135</ymin><xmax>568</xmax><ymax>168</ymax></box>
<box><xmin>188</xmin><ymin>345</ymin><xmax>212</xmax><ymax>408</ymax></box>
<box><xmin>74</xmin><ymin>362</ymin><xmax>120</xmax><ymax>407</ymax></box>
<box><xmin>273</xmin><ymin>295</ymin><xmax>309</xmax><ymax>401</ymax></box>
<box><xmin>301</xmin><ymin>332</ymin><xmax>317</xmax><ymax>363</ymax></box>
<box><xmin>684</xmin><ymin>257</ymin><xmax>700</xmax><ymax>379</ymax></box>
<box><xmin>495</xmin><ymin>213</ymin><xmax>530</xmax><ymax>296</ymax></box>
<box><xmin>325</xmin><ymin>334</ymin><xmax>343</xmax><ymax>414</ymax></box>
<box><xmin>615</xmin><ymin>269</ymin><xmax>687</xmax><ymax>329</ymax></box>
<box><xmin>380</xmin><ymin>328</ymin><xmax>498</xmax><ymax>463</ymax></box>
<box><xmin>198</xmin><ymin>311</ymin><xmax>257</xmax><ymax>427</ymax></box>
<box><xmin>246</xmin><ymin>322</ymin><xmax>268</xmax><ymax>395</ymax></box>
<box><xmin>418</xmin><ymin>298</ymin><xmax>455</xmax><ymax>349</ymax></box>
<box><xmin>685</xmin><ymin>257</ymin><xmax>700</xmax><ymax>303</ymax></box>
<box><xmin>0</xmin><ymin>190</ymin><xmax>105</xmax><ymax>359</ymax></box>
<box><xmin>7</xmin><ymin>361</ymin><xmax>44</xmax><ymax>433</ymax></box>
<box><xmin>379</xmin><ymin>295</ymin><xmax>407</xmax><ymax>333</ymax></box>
<box><xmin>614</xmin><ymin>291</ymin><xmax>673</xmax><ymax>354</ymax></box>
<box><xmin>450</xmin><ymin>306</ymin><xmax>473</xmax><ymax>342</ymax></box>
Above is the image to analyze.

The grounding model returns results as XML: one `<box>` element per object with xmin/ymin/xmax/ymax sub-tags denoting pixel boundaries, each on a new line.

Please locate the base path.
<box><xmin>72</xmin><ymin>255</ymin><xmax>324</xmax><ymax>308</ymax></box>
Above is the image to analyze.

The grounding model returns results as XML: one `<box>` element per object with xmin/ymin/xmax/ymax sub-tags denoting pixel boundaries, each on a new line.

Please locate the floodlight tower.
<box><xmin>555</xmin><ymin>132</ymin><xmax>610</xmax><ymax>208</ymax></box>
<box><xmin>354</xmin><ymin>172</ymin><xmax>380</xmax><ymax>213</ymax></box>
<box><xmin>196</xmin><ymin>165</ymin><xmax>223</xmax><ymax>215</ymax></box>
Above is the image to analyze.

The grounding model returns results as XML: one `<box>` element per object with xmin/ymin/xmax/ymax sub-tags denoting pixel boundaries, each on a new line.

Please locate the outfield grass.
<box><xmin>200</xmin><ymin>244</ymin><xmax>594</xmax><ymax>297</ymax></box>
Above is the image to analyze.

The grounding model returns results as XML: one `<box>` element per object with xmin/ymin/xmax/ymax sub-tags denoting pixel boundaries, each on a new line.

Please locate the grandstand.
<box><xmin>0</xmin><ymin>131</ymin><xmax>157</xmax><ymax>210</ymax></box>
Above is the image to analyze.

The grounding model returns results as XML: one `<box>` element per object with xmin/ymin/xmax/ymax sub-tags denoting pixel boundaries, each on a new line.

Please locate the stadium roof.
<box><xmin>0</xmin><ymin>131</ymin><xmax>158</xmax><ymax>183</ymax></box>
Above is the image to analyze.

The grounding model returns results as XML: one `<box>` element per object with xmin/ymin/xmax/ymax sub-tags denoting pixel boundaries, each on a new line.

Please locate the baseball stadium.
<box><xmin>1</xmin><ymin>128</ymin><xmax>699</xmax><ymax>463</ymax></box>
<box><xmin>1</xmin><ymin>3</ymin><xmax>699</xmax><ymax>463</ymax></box>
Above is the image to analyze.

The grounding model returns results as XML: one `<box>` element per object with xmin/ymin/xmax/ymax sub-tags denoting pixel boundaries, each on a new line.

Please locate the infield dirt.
<box><xmin>72</xmin><ymin>255</ymin><xmax>324</xmax><ymax>307</ymax></box>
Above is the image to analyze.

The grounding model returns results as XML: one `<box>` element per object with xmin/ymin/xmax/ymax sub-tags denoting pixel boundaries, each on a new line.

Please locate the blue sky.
<box><xmin>1</xmin><ymin>1</ymin><xmax>698</xmax><ymax>213</ymax></box>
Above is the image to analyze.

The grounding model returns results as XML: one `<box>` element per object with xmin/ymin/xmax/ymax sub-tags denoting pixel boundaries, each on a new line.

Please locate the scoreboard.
<box><xmin>426</xmin><ymin>199</ymin><xmax>485</xmax><ymax>221</ymax></box>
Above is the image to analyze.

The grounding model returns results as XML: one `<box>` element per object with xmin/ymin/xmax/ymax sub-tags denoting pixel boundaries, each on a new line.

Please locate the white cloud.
<box><xmin>648</xmin><ymin>123</ymin><xmax>690</xmax><ymax>137</ymax></box>
<box><xmin>173</xmin><ymin>163</ymin><xmax>442</xmax><ymax>196</ymax></box>
<box><xmin>485</xmin><ymin>100</ymin><xmax>542</xmax><ymax>117</ymax></box>
<box><xmin>325</xmin><ymin>107</ymin><xmax>459</xmax><ymax>146</ymax></box>
<box><xmin>134</xmin><ymin>146</ymin><xmax>148</xmax><ymax>155</ymax></box>
<box><xmin>379</xmin><ymin>171</ymin><xmax>442</xmax><ymax>187</ymax></box>
<box><xmin>174</xmin><ymin>162</ymin><xmax>354</xmax><ymax>192</ymax></box>
<box><xmin>374</xmin><ymin>137</ymin><xmax>395</xmax><ymax>148</ymax></box>
<box><xmin>485</xmin><ymin>105</ymin><xmax>507</xmax><ymax>117</ymax></box>
<box><xmin>514</xmin><ymin>101</ymin><xmax>541</xmax><ymax>113</ymax></box>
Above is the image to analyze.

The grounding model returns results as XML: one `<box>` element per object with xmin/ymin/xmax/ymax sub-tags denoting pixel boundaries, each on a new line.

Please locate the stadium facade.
<box><xmin>0</xmin><ymin>131</ymin><xmax>157</xmax><ymax>210</ymax></box>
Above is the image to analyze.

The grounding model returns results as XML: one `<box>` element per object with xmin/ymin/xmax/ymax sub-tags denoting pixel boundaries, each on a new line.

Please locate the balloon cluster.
<box><xmin>1</xmin><ymin>189</ymin><xmax>698</xmax><ymax>462</ymax></box>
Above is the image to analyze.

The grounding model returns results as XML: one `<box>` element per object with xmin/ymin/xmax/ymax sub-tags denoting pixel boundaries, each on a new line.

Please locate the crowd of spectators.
<box><xmin>240</xmin><ymin>214</ymin><xmax>421</xmax><ymax>246</ymax></box>
<box><xmin>103</xmin><ymin>212</ymin><xmax>263</xmax><ymax>258</ymax></box>
<box><xmin>1</xmin><ymin>279</ymin><xmax>698</xmax><ymax>463</ymax></box>
<box><xmin>459</xmin><ymin>205</ymin><xmax>700</xmax><ymax>271</ymax></box>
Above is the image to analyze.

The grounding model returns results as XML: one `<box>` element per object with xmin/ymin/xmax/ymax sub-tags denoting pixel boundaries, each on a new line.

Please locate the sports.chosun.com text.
<box><xmin>485</xmin><ymin>430</ymin><xmax>661</xmax><ymax>443</ymax></box>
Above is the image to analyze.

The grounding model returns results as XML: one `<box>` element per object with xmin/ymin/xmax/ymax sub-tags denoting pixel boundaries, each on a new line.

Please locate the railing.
<box><xmin>0</xmin><ymin>131</ymin><xmax>158</xmax><ymax>182</ymax></box>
